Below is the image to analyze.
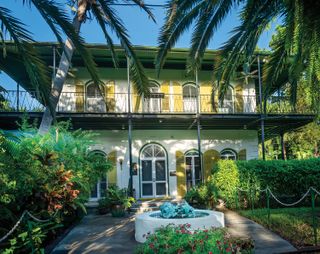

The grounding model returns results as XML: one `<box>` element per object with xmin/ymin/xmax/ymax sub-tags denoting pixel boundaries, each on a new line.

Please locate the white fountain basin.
<box><xmin>135</xmin><ymin>210</ymin><xmax>225</xmax><ymax>243</ymax></box>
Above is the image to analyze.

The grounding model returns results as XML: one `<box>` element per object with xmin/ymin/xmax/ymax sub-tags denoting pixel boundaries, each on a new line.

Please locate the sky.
<box><xmin>0</xmin><ymin>0</ymin><xmax>278</xmax><ymax>90</ymax></box>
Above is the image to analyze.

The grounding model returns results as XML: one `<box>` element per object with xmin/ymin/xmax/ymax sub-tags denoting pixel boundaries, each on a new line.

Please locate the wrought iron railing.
<box><xmin>0</xmin><ymin>90</ymin><xmax>313</xmax><ymax>114</ymax></box>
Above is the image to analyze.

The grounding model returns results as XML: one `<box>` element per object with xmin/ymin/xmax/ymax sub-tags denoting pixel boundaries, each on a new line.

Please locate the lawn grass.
<box><xmin>239</xmin><ymin>207</ymin><xmax>320</xmax><ymax>248</ymax></box>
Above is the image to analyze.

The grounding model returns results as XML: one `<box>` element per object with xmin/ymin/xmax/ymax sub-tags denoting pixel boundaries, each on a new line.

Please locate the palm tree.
<box><xmin>0</xmin><ymin>1</ymin><xmax>96</xmax><ymax>113</ymax></box>
<box><xmin>156</xmin><ymin>0</ymin><xmax>320</xmax><ymax>113</ymax></box>
<box><xmin>0</xmin><ymin>1</ymin><xmax>154</xmax><ymax>134</ymax></box>
<box><xmin>38</xmin><ymin>0</ymin><xmax>155</xmax><ymax>133</ymax></box>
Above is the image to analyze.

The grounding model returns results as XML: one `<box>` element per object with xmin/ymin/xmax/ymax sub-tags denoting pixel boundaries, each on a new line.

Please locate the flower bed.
<box><xmin>135</xmin><ymin>224</ymin><xmax>254</xmax><ymax>254</ymax></box>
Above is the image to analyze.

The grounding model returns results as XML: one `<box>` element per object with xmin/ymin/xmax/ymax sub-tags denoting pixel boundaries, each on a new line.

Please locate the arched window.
<box><xmin>140</xmin><ymin>144</ymin><xmax>167</xmax><ymax>197</ymax></box>
<box><xmin>183</xmin><ymin>83</ymin><xmax>197</xmax><ymax>112</ymax></box>
<box><xmin>220</xmin><ymin>149</ymin><xmax>237</xmax><ymax>160</ymax></box>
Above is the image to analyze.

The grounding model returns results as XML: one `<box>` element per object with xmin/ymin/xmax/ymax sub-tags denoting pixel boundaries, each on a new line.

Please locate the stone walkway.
<box><xmin>51</xmin><ymin>214</ymin><xmax>138</xmax><ymax>254</ymax></box>
<box><xmin>224</xmin><ymin>209</ymin><xmax>297</xmax><ymax>254</ymax></box>
<box><xmin>51</xmin><ymin>210</ymin><xmax>297</xmax><ymax>254</ymax></box>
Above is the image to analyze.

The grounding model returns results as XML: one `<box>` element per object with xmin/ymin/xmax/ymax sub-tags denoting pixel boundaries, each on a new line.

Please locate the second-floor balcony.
<box><xmin>0</xmin><ymin>90</ymin><xmax>313</xmax><ymax>115</ymax></box>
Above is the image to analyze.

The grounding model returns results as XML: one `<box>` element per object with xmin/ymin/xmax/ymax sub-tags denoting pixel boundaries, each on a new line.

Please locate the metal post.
<box><xmin>127</xmin><ymin>57</ymin><xmax>133</xmax><ymax>196</ymax></box>
<box><xmin>257</xmin><ymin>55</ymin><xmax>266</xmax><ymax>160</ymax></box>
<box><xmin>311</xmin><ymin>188</ymin><xmax>318</xmax><ymax>246</ymax></box>
<box><xmin>195</xmin><ymin>69</ymin><xmax>203</xmax><ymax>181</ymax></box>
<box><xmin>52</xmin><ymin>45</ymin><xmax>56</xmax><ymax>83</ymax></box>
<box><xmin>266</xmin><ymin>187</ymin><xmax>270</xmax><ymax>228</ymax></box>
<box><xmin>16</xmin><ymin>83</ymin><xmax>20</xmax><ymax>112</ymax></box>
<box><xmin>235</xmin><ymin>190</ymin><xmax>239</xmax><ymax>210</ymax></box>
<box><xmin>280</xmin><ymin>133</ymin><xmax>286</xmax><ymax>160</ymax></box>
<box><xmin>250</xmin><ymin>188</ymin><xmax>254</xmax><ymax>213</ymax></box>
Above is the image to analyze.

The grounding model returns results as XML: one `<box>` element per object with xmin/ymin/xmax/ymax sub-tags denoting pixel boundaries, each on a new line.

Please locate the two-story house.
<box><xmin>0</xmin><ymin>43</ymin><xmax>314</xmax><ymax>201</ymax></box>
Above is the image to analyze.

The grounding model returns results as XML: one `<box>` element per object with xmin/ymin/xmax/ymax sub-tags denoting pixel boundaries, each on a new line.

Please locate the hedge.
<box><xmin>211</xmin><ymin>158</ymin><xmax>320</xmax><ymax>207</ymax></box>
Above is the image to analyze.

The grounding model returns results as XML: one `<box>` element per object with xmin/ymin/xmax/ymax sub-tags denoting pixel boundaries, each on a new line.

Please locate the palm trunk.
<box><xmin>38</xmin><ymin>17</ymin><xmax>81</xmax><ymax>134</ymax></box>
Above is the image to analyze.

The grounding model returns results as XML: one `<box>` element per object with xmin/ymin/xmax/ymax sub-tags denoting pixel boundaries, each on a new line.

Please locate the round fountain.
<box><xmin>135</xmin><ymin>201</ymin><xmax>225</xmax><ymax>243</ymax></box>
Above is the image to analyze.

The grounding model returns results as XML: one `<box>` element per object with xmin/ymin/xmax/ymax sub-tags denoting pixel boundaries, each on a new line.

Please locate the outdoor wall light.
<box><xmin>118</xmin><ymin>158</ymin><xmax>124</xmax><ymax>170</ymax></box>
<box><xmin>132</xmin><ymin>162</ymin><xmax>138</xmax><ymax>175</ymax></box>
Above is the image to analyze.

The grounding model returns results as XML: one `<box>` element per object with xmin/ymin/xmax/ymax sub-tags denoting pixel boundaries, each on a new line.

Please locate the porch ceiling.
<box><xmin>0</xmin><ymin>112</ymin><xmax>314</xmax><ymax>140</ymax></box>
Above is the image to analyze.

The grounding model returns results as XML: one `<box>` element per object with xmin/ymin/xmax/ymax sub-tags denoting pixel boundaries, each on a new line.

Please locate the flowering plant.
<box><xmin>135</xmin><ymin>224</ymin><xmax>254</xmax><ymax>254</ymax></box>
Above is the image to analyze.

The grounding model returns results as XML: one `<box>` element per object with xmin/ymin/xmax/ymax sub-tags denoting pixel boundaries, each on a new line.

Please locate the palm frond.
<box><xmin>29</xmin><ymin>0</ymin><xmax>101</xmax><ymax>87</ymax></box>
<box><xmin>0</xmin><ymin>6</ymin><xmax>51</xmax><ymax>105</ymax></box>
<box><xmin>91</xmin><ymin>4</ymin><xmax>118</xmax><ymax>68</ymax></box>
<box><xmin>188</xmin><ymin>0</ymin><xmax>236</xmax><ymax>71</ymax></box>
<box><xmin>156</xmin><ymin>0</ymin><xmax>206</xmax><ymax>76</ymax></box>
<box><xmin>97</xmin><ymin>0</ymin><xmax>149</xmax><ymax>94</ymax></box>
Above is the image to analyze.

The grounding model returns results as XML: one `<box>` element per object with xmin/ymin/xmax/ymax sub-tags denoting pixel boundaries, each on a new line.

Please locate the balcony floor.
<box><xmin>0</xmin><ymin>112</ymin><xmax>314</xmax><ymax>140</ymax></box>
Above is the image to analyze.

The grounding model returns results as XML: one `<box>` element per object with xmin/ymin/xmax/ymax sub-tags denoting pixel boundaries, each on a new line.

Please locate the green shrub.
<box><xmin>0</xmin><ymin>122</ymin><xmax>111</xmax><ymax>252</ymax></box>
<box><xmin>210</xmin><ymin>158</ymin><xmax>320</xmax><ymax>208</ymax></box>
<box><xmin>210</xmin><ymin>160</ymin><xmax>240</xmax><ymax>207</ymax></box>
<box><xmin>184</xmin><ymin>183</ymin><xmax>218</xmax><ymax>209</ymax></box>
<box><xmin>135</xmin><ymin>224</ymin><xmax>254</xmax><ymax>254</ymax></box>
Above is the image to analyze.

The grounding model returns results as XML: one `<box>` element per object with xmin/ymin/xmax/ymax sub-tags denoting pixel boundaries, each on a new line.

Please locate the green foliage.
<box><xmin>135</xmin><ymin>224</ymin><xmax>254</xmax><ymax>254</ymax></box>
<box><xmin>184</xmin><ymin>183</ymin><xmax>218</xmax><ymax>209</ymax></box>
<box><xmin>209</xmin><ymin>158</ymin><xmax>320</xmax><ymax>208</ymax></box>
<box><xmin>106</xmin><ymin>186</ymin><xmax>135</xmax><ymax>209</ymax></box>
<box><xmin>210</xmin><ymin>160</ymin><xmax>240</xmax><ymax>207</ymax></box>
<box><xmin>239</xmin><ymin>207</ymin><xmax>320</xmax><ymax>248</ymax></box>
<box><xmin>157</xmin><ymin>1</ymin><xmax>320</xmax><ymax>114</ymax></box>
<box><xmin>0</xmin><ymin>122</ymin><xmax>111</xmax><ymax>252</ymax></box>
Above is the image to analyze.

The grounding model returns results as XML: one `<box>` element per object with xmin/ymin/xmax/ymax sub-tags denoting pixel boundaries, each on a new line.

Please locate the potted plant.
<box><xmin>107</xmin><ymin>186</ymin><xmax>135</xmax><ymax>217</ymax></box>
<box><xmin>97</xmin><ymin>196</ymin><xmax>112</xmax><ymax>215</ymax></box>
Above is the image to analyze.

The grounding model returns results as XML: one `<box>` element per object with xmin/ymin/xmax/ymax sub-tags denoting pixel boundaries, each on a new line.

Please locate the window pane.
<box><xmin>156</xmin><ymin>183</ymin><xmax>166</xmax><ymax>196</ymax></box>
<box><xmin>142</xmin><ymin>146</ymin><xmax>153</xmax><ymax>157</ymax></box>
<box><xmin>194</xmin><ymin>157</ymin><xmax>201</xmax><ymax>180</ymax></box>
<box><xmin>90</xmin><ymin>184</ymin><xmax>98</xmax><ymax>198</ymax></box>
<box><xmin>87</xmin><ymin>84</ymin><xmax>98</xmax><ymax>98</ymax></box>
<box><xmin>142</xmin><ymin>183</ymin><xmax>153</xmax><ymax>196</ymax></box>
<box><xmin>142</xmin><ymin>160</ymin><xmax>152</xmax><ymax>181</ymax></box>
<box><xmin>154</xmin><ymin>145</ymin><xmax>165</xmax><ymax>157</ymax></box>
<box><xmin>155</xmin><ymin>160</ymin><xmax>166</xmax><ymax>181</ymax></box>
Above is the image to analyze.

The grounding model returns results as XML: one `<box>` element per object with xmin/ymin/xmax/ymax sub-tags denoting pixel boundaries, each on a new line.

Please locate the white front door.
<box><xmin>140</xmin><ymin>144</ymin><xmax>167</xmax><ymax>198</ymax></box>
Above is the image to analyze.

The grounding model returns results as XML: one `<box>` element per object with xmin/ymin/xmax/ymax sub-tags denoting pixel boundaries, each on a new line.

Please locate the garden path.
<box><xmin>224</xmin><ymin>209</ymin><xmax>297</xmax><ymax>254</ymax></box>
<box><xmin>51</xmin><ymin>210</ymin><xmax>297</xmax><ymax>254</ymax></box>
<box><xmin>51</xmin><ymin>213</ymin><xmax>137</xmax><ymax>254</ymax></box>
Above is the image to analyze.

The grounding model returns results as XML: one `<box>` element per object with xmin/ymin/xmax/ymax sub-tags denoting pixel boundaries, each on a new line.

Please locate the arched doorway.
<box><xmin>86</xmin><ymin>82</ymin><xmax>106</xmax><ymax>113</ymax></box>
<box><xmin>143</xmin><ymin>81</ymin><xmax>161</xmax><ymax>113</ymax></box>
<box><xmin>185</xmin><ymin>150</ymin><xmax>201</xmax><ymax>191</ymax></box>
<box><xmin>220</xmin><ymin>149</ymin><xmax>237</xmax><ymax>160</ymax></box>
<box><xmin>89</xmin><ymin>150</ymin><xmax>108</xmax><ymax>201</ymax></box>
<box><xmin>219</xmin><ymin>87</ymin><xmax>234</xmax><ymax>113</ymax></box>
<box><xmin>183</xmin><ymin>83</ymin><xmax>197</xmax><ymax>113</ymax></box>
<box><xmin>140</xmin><ymin>144</ymin><xmax>168</xmax><ymax>198</ymax></box>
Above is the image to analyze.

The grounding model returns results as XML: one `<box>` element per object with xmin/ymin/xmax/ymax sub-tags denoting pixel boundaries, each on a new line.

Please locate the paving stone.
<box><xmin>224</xmin><ymin>210</ymin><xmax>297</xmax><ymax>254</ymax></box>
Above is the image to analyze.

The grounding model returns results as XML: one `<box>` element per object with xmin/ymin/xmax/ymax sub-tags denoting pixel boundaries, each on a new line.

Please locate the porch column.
<box><xmin>16</xmin><ymin>83</ymin><xmax>20</xmax><ymax>112</ymax></box>
<box><xmin>195</xmin><ymin>69</ymin><xmax>203</xmax><ymax>180</ymax></box>
<box><xmin>52</xmin><ymin>45</ymin><xmax>56</xmax><ymax>83</ymax></box>
<box><xmin>127</xmin><ymin>57</ymin><xmax>133</xmax><ymax>195</ymax></box>
<box><xmin>280</xmin><ymin>133</ymin><xmax>286</xmax><ymax>160</ymax></box>
<box><xmin>257</xmin><ymin>55</ymin><xmax>266</xmax><ymax>160</ymax></box>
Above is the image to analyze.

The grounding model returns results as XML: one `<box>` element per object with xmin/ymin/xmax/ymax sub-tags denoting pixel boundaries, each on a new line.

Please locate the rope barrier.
<box><xmin>267</xmin><ymin>187</ymin><xmax>311</xmax><ymax>207</ymax></box>
<box><xmin>0</xmin><ymin>210</ymin><xmax>58</xmax><ymax>244</ymax></box>
<box><xmin>237</xmin><ymin>187</ymin><xmax>267</xmax><ymax>193</ymax></box>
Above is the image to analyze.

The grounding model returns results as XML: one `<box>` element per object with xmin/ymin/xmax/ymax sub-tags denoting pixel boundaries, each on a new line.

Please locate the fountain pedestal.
<box><xmin>135</xmin><ymin>209</ymin><xmax>225</xmax><ymax>243</ymax></box>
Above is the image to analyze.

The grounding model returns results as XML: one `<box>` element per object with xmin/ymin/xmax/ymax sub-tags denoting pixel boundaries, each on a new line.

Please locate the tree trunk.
<box><xmin>38</xmin><ymin>17</ymin><xmax>81</xmax><ymax>134</ymax></box>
